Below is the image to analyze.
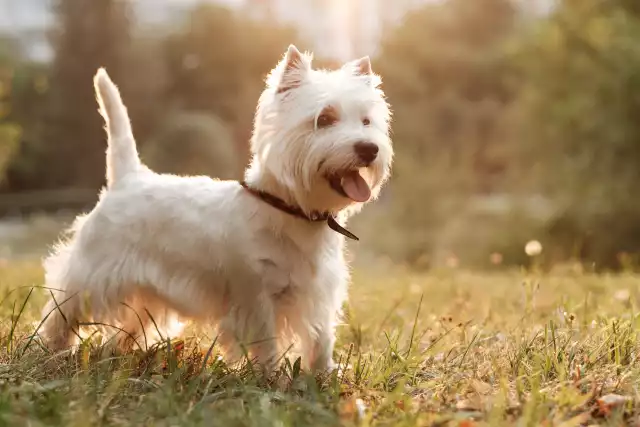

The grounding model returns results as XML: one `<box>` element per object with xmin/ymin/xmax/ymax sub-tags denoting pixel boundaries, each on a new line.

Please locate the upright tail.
<box><xmin>94</xmin><ymin>68</ymin><xmax>141</xmax><ymax>188</ymax></box>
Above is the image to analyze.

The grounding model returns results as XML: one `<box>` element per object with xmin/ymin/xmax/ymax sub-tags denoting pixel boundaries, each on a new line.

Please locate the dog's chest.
<box><xmin>251</xmin><ymin>231</ymin><xmax>345</xmax><ymax>300</ymax></box>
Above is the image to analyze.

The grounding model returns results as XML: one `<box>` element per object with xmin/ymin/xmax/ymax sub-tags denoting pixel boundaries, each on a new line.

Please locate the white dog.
<box><xmin>40</xmin><ymin>45</ymin><xmax>393</xmax><ymax>372</ymax></box>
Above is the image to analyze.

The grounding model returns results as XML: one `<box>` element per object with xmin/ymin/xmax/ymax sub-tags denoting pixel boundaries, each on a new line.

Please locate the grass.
<box><xmin>0</xmin><ymin>259</ymin><xmax>639</xmax><ymax>426</ymax></box>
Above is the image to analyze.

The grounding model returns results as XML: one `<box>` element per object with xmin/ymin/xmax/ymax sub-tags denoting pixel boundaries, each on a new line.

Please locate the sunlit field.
<box><xmin>1</xmin><ymin>256</ymin><xmax>638</xmax><ymax>426</ymax></box>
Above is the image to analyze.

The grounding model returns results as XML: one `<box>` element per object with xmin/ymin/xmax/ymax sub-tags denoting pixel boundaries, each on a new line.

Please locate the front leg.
<box><xmin>310</xmin><ymin>319</ymin><xmax>338</xmax><ymax>372</ymax></box>
<box><xmin>289</xmin><ymin>306</ymin><xmax>340</xmax><ymax>373</ymax></box>
<box><xmin>217</xmin><ymin>292</ymin><xmax>278</xmax><ymax>373</ymax></box>
<box><xmin>297</xmin><ymin>275</ymin><xmax>348</xmax><ymax>373</ymax></box>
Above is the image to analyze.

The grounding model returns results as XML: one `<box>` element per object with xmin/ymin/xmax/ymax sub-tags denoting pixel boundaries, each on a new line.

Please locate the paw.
<box><xmin>312</xmin><ymin>358</ymin><xmax>338</xmax><ymax>375</ymax></box>
<box><xmin>114</xmin><ymin>332</ymin><xmax>142</xmax><ymax>353</ymax></box>
<box><xmin>40</xmin><ymin>329</ymin><xmax>77</xmax><ymax>353</ymax></box>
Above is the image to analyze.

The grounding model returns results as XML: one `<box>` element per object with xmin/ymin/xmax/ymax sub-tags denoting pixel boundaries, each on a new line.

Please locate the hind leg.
<box><xmin>115</xmin><ymin>291</ymin><xmax>184</xmax><ymax>352</ymax></box>
<box><xmin>216</xmin><ymin>293</ymin><xmax>278</xmax><ymax>372</ymax></box>
<box><xmin>40</xmin><ymin>290</ymin><xmax>85</xmax><ymax>351</ymax></box>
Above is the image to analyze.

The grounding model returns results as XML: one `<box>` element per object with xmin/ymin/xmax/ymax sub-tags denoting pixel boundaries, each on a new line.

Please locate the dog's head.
<box><xmin>248</xmin><ymin>45</ymin><xmax>393</xmax><ymax>217</ymax></box>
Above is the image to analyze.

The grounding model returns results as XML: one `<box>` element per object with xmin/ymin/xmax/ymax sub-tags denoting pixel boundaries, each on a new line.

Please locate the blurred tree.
<box><xmin>0</xmin><ymin>37</ymin><xmax>23</xmax><ymax>186</ymax></box>
<box><xmin>2</xmin><ymin>62</ymin><xmax>51</xmax><ymax>192</ymax></box>
<box><xmin>512</xmin><ymin>0</ymin><xmax>640</xmax><ymax>268</ymax></box>
<box><xmin>374</xmin><ymin>0</ymin><xmax>518</xmax><ymax>264</ymax></box>
<box><xmin>0</xmin><ymin>123</ymin><xmax>21</xmax><ymax>185</ymax></box>
<box><xmin>122</xmin><ymin>35</ymin><xmax>168</xmax><ymax>154</ymax></box>
<box><xmin>3</xmin><ymin>1</ymin><xmax>305</xmax><ymax>192</ymax></box>
<box><xmin>142</xmin><ymin>111</ymin><xmax>240</xmax><ymax>179</ymax></box>
<box><xmin>38</xmin><ymin>0</ymin><xmax>132</xmax><ymax>189</ymax></box>
<box><xmin>163</xmin><ymin>4</ymin><xmax>298</xmax><ymax>154</ymax></box>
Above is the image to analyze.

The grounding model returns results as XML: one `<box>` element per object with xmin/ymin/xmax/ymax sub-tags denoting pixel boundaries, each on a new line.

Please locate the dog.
<box><xmin>39</xmin><ymin>45</ymin><xmax>393</xmax><ymax>372</ymax></box>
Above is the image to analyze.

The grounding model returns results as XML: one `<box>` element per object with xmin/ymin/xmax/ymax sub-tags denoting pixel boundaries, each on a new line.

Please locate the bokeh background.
<box><xmin>0</xmin><ymin>0</ymin><xmax>639</xmax><ymax>272</ymax></box>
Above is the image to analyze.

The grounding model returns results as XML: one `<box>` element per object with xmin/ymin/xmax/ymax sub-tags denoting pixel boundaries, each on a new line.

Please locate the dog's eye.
<box><xmin>362</xmin><ymin>117</ymin><xmax>371</xmax><ymax>126</ymax></box>
<box><xmin>316</xmin><ymin>114</ymin><xmax>337</xmax><ymax>129</ymax></box>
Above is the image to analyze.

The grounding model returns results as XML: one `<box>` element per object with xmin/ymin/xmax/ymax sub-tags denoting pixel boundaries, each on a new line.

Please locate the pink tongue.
<box><xmin>341</xmin><ymin>170</ymin><xmax>371</xmax><ymax>202</ymax></box>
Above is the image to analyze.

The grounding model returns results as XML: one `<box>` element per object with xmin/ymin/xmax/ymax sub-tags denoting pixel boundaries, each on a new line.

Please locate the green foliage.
<box><xmin>511</xmin><ymin>0</ymin><xmax>640</xmax><ymax>268</ymax></box>
<box><xmin>0</xmin><ymin>36</ymin><xmax>23</xmax><ymax>185</ymax></box>
<box><xmin>0</xmin><ymin>123</ymin><xmax>21</xmax><ymax>184</ymax></box>
<box><xmin>2</xmin><ymin>64</ymin><xmax>51</xmax><ymax>192</ymax></box>
<box><xmin>38</xmin><ymin>0</ymin><xmax>132</xmax><ymax>190</ymax></box>
<box><xmin>374</xmin><ymin>0</ymin><xmax>517</xmax><ymax>263</ymax></box>
<box><xmin>366</xmin><ymin>0</ymin><xmax>640</xmax><ymax>269</ymax></box>
<box><xmin>1</xmin><ymin>2</ymin><xmax>299</xmax><ymax>193</ymax></box>
<box><xmin>163</xmin><ymin>4</ymin><xmax>298</xmax><ymax>136</ymax></box>
<box><xmin>142</xmin><ymin>111</ymin><xmax>241</xmax><ymax>180</ymax></box>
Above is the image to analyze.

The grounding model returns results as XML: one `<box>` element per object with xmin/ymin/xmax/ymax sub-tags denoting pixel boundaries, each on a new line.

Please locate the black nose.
<box><xmin>354</xmin><ymin>141</ymin><xmax>379</xmax><ymax>164</ymax></box>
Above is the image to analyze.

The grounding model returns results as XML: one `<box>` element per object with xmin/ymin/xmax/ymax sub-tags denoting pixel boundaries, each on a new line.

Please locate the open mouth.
<box><xmin>326</xmin><ymin>169</ymin><xmax>371</xmax><ymax>203</ymax></box>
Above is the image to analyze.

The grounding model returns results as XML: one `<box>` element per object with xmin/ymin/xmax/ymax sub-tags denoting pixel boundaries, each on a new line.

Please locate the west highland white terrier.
<box><xmin>40</xmin><ymin>45</ymin><xmax>393</xmax><ymax>372</ymax></box>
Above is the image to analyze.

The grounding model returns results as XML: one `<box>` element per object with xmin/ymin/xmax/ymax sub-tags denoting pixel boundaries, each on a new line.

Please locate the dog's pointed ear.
<box><xmin>275</xmin><ymin>45</ymin><xmax>312</xmax><ymax>94</ymax></box>
<box><xmin>352</xmin><ymin>56</ymin><xmax>373</xmax><ymax>76</ymax></box>
<box><xmin>344</xmin><ymin>56</ymin><xmax>379</xmax><ymax>87</ymax></box>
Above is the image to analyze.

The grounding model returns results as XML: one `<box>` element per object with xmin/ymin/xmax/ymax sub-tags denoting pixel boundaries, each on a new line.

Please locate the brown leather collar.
<box><xmin>240</xmin><ymin>181</ymin><xmax>359</xmax><ymax>241</ymax></box>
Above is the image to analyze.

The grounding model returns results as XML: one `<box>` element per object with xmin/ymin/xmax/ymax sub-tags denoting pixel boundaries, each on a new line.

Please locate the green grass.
<box><xmin>0</xmin><ymin>260</ymin><xmax>638</xmax><ymax>426</ymax></box>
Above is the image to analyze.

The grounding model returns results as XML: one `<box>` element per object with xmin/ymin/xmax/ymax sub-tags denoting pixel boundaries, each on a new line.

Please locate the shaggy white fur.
<box><xmin>39</xmin><ymin>45</ymin><xmax>393</xmax><ymax>372</ymax></box>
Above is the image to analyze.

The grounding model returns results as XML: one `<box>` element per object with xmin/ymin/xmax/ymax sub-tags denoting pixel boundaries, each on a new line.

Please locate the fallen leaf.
<box><xmin>339</xmin><ymin>396</ymin><xmax>367</xmax><ymax>422</ymax></box>
<box><xmin>596</xmin><ymin>394</ymin><xmax>633</xmax><ymax>416</ymax></box>
<box><xmin>174</xmin><ymin>341</ymin><xmax>185</xmax><ymax>351</ymax></box>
